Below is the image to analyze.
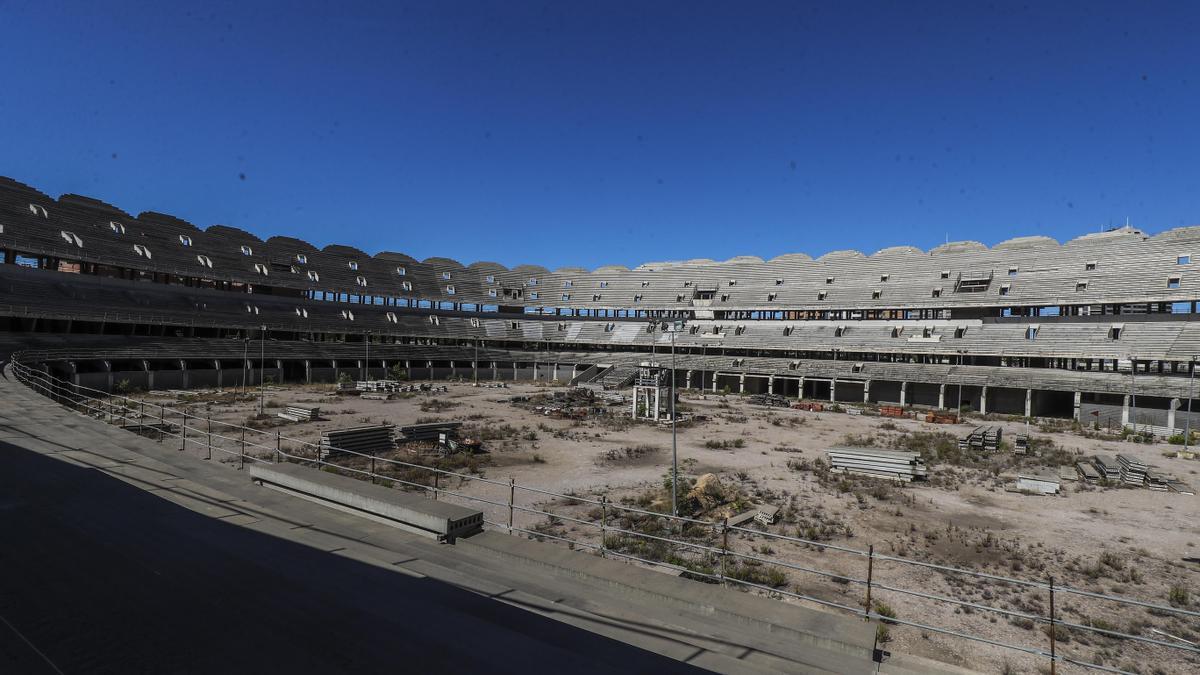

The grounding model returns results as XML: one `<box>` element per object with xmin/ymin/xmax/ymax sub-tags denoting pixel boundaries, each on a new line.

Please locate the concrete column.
<box><xmin>1025</xmin><ymin>389</ymin><xmax>1033</xmax><ymax>418</ymax></box>
<box><xmin>979</xmin><ymin>386</ymin><xmax>988</xmax><ymax>415</ymax></box>
<box><xmin>798</xmin><ymin>376</ymin><xmax>805</xmax><ymax>400</ymax></box>
<box><xmin>830</xmin><ymin>379</ymin><xmax>837</xmax><ymax>402</ymax></box>
<box><xmin>654</xmin><ymin>388</ymin><xmax>661</xmax><ymax>421</ymax></box>
<box><xmin>178</xmin><ymin>359</ymin><xmax>187</xmax><ymax>390</ymax></box>
<box><xmin>863</xmin><ymin>380</ymin><xmax>871</xmax><ymax>403</ymax></box>
<box><xmin>492</xmin><ymin>362</ymin><xmax>498</xmax><ymax>380</ymax></box>
<box><xmin>1168</xmin><ymin>398</ymin><xmax>1181</xmax><ymax>432</ymax></box>
<box><xmin>1073</xmin><ymin>391</ymin><xmax>1082</xmax><ymax>421</ymax></box>
<box><xmin>712</xmin><ymin>373</ymin><xmax>719</xmax><ymax>394</ymax></box>
<box><xmin>1121</xmin><ymin>394</ymin><xmax>1130</xmax><ymax>427</ymax></box>
<box><xmin>899</xmin><ymin>381</ymin><xmax>908</xmax><ymax>406</ymax></box>
<box><xmin>938</xmin><ymin>383</ymin><xmax>946</xmax><ymax>410</ymax></box>
<box><xmin>143</xmin><ymin>360</ymin><xmax>154</xmax><ymax>392</ymax></box>
<box><xmin>767</xmin><ymin>375</ymin><xmax>774</xmax><ymax>395</ymax></box>
<box><xmin>552</xmin><ymin>363</ymin><xmax>559</xmax><ymax>382</ymax></box>
<box><xmin>631</xmin><ymin>387</ymin><xmax>639</xmax><ymax>418</ymax></box>
<box><xmin>304</xmin><ymin>359</ymin><xmax>312</xmax><ymax>384</ymax></box>
<box><xmin>214</xmin><ymin>359</ymin><xmax>222</xmax><ymax>388</ymax></box>
<box><xmin>738</xmin><ymin>373</ymin><xmax>746</xmax><ymax>394</ymax></box>
<box><xmin>105</xmin><ymin>360</ymin><xmax>114</xmax><ymax>393</ymax></box>
<box><xmin>513</xmin><ymin>362</ymin><xmax>518</xmax><ymax>379</ymax></box>
<box><xmin>450</xmin><ymin>361</ymin><xmax>457</xmax><ymax>378</ymax></box>
<box><xmin>685</xmin><ymin>370</ymin><xmax>693</xmax><ymax>390</ymax></box>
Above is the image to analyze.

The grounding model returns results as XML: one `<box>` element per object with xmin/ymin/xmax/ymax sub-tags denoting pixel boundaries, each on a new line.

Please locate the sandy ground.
<box><xmin>136</xmin><ymin>381</ymin><xmax>1200</xmax><ymax>674</ymax></box>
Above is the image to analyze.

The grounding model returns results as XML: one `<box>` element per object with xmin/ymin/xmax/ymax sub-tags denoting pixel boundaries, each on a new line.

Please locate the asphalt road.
<box><xmin>0</xmin><ymin>443</ymin><xmax>700</xmax><ymax>674</ymax></box>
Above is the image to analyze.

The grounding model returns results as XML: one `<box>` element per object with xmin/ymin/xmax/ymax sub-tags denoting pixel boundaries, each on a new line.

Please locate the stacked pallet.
<box><xmin>826</xmin><ymin>447</ymin><xmax>928</xmax><ymax>482</ymax></box>
<box><xmin>1091</xmin><ymin>455</ymin><xmax>1121</xmax><ymax>482</ymax></box>
<box><xmin>320</xmin><ymin>424</ymin><xmax>395</xmax><ymax>457</ymax></box>
<box><xmin>277</xmin><ymin>406</ymin><xmax>319</xmax><ymax>422</ymax></box>
<box><xmin>398</xmin><ymin>421</ymin><xmax>463</xmax><ymax>442</ymax></box>
<box><xmin>1116</xmin><ymin>454</ymin><xmax>1149</xmax><ymax>487</ymax></box>
<box><xmin>959</xmin><ymin>425</ymin><xmax>1002</xmax><ymax>451</ymax></box>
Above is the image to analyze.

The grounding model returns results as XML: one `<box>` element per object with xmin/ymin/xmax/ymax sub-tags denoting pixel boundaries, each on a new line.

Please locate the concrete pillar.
<box><xmin>304</xmin><ymin>359</ymin><xmax>312</xmax><ymax>384</ymax></box>
<box><xmin>738</xmin><ymin>373</ymin><xmax>745</xmax><ymax>394</ymax></box>
<box><xmin>798</xmin><ymin>376</ymin><xmax>805</xmax><ymax>400</ymax></box>
<box><xmin>979</xmin><ymin>386</ymin><xmax>988</xmax><ymax>415</ymax></box>
<box><xmin>899</xmin><ymin>381</ymin><xmax>908</xmax><ymax>407</ymax></box>
<box><xmin>654</xmin><ymin>388</ymin><xmax>661</xmax><ymax>421</ymax></box>
<box><xmin>552</xmin><ymin>363</ymin><xmax>559</xmax><ymax>382</ymax></box>
<box><xmin>214</xmin><ymin>360</ymin><xmax>223</xmax><ymax>388</ymax></box>
<box><xmin>712</xmin><ymin>373</ymin><xmax>719</xmax><ymax>394</ymax></box>
<box><xmin>830</xmin><ymin>379</ymin><xmax>836</xmax><ymax>402</ymax></box>
<box><xmin>631</xmin><ymin>387</ymin><xmax>639</xmax><ymax>418</ymax></box>
<box><xmin>767</xmin><ymin>375</ymin><xmax>774</xmax><ymax>395</ymax></box>
<box><xmin>938</xmin><ymin>383</ymin><xmax>946</xmax><ymax>410</ymax></box>
<box><xmin>685</xmin><ymin>370</ymin><xmax>693</xmax><ymax>390</ymax></box>
<box><xmin>1073</xmin><ymin>391</ymin><xmax>1081</xmax><ymax>421</ymax></box>
<box><xmin>450</xmin><ymin>361</ymin><xmax>457</xmax><ymax>378</ymax></box>
<box><xmin>105</xmin><ymin>360</ymin><xmax>114</xmax><ymax>393</ymax></box>
<box><xmin>143</xmin><ymin>360</ymin><xmax>154</xmax><ymax>392</ymax></box>
<box><xmin>513</xmin><ymin>362</ymin><xmax>518</xmax><ymax>380</ymax></box>
<box><xmin>571</xmin><ymin>364</ymin><xmax>578</xmax><ymax>380</ymax></box>
<box><xmin>1121</xmin><ymin>394</ymin><xmax>1130</xmax><ymax>427</ymax></box>
<box><xmin>863</xmin><ymin>380</ymin><xmax>871</xmax><ymax>403</ymax></box>
<box><xmin>492</xmin><ymin>362</ymin><xmax>498</xmax><ymax>380</ymax></box>
<box><xmin>1025</xmin><ymin>389</ymin><xmax>1033</xmax><ymax>418</ymax></box>
<box><xmin>1168</xmin><ymin>398</ymin><xmax>1181</xmax><ymax>432</ymax></box>
<box><xmin>178</xmin><ymin>359</ymin><xmax>187</xmax><ymax>390</ymax></box>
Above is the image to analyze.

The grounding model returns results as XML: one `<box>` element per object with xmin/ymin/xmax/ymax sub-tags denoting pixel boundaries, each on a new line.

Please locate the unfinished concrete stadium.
<box><xmin>3</xmin><ymin>176</ymin><xmax>1199</xmax><ymax>674</ymax></box>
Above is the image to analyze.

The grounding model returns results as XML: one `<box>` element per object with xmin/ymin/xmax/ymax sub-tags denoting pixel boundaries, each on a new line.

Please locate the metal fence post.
<box><xmin>865</xmin><ymin>544</ymin><xmax>875</xmax><ymax>619</ymax></box>
<box><xmin>720</xmin><ymin>517</ymin><xmax>730</xmax><ymax>587</ymax></box>
<box><xmin>507</xmin><ymin>477</ymin><xmax>515</xmax><ymax>534</ymax></box>
<box><xmin>180</xmin><ymin>409</ymin><xmax>187</xmax><ymax>451</ymax></box>
<box><xmin>433</xmin><ymin>471</ymin><xmax>439</xmax><ymax>500</ymax></box>
<box><xmin>599</xmin><ymin>496</ymin><xmax>608</xmax><ymax>556</ymax></box>
<box><xmin>239</xmin><ymin>425</ymin><xmax>246</xmax><ymax>470</ymax></box>
<box><xmin>370</xmin><ymin>453</ymin><xmax>376</xmax><ymax>484</ymax></box>
<box><xmin>159</xmin><ymin>403</ymin><xmax>165</xmax><ymax>443</ymax></box>
<box><xmin>206</xmin><ymin>415</ymin><xmax>212</xmax><ymax>461</ymax></box>
<box><xmin>1048</xmin><ymin>576</ymin><xmax>1057</xmax><ymax>675</ymax></box>
<box><xmin>275</xmin><ymin>431</ymin><xmax>281</xmax><ymax>463</ymax></box>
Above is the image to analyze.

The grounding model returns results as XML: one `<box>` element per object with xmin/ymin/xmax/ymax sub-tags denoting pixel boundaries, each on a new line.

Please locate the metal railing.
<box><xmin>9</xmin><ymin>354</ymin><xmax>1200</xmax><ymax>675</ymax></box>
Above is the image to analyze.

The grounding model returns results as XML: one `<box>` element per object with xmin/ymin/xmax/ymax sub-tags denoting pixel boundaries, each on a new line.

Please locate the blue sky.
<box><xmin>3</xmin><ymin>1</ymin><xmax>1199</xmax><ymax>269</ymax></box>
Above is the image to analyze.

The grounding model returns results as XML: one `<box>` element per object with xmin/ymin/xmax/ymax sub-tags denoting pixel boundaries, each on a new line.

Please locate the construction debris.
<box><xmin>1015</xmin><ymin>472</ymin><xmax>1061</xmax><ymax>495</ymax></box>
<box><xmin>398</xmin><ymin>422</ymin><xmax>463</xmax><ymax>442</ymax></box>
<box><xmin>749</xmin><ymin>393</ymin><xmax>791</xmax><ymax>408</ymax></box>
<box><xmin>826</xmin><ymin>447</ymin><xmax>928</xmax><ymax>482</ymax></box>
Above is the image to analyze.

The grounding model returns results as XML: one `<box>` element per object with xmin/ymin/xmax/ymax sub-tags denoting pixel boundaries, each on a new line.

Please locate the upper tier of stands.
<box><xmin>4</xmin><ymin>177</ymin><xmax>1199</xmax><ymax>314</ymax></box>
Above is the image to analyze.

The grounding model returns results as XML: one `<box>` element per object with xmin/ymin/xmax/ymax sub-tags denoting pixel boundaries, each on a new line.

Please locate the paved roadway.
<box><xmin>0</xmin><ymin>441</ymin><xmax>699</xmax><ymax>674</ymax></box>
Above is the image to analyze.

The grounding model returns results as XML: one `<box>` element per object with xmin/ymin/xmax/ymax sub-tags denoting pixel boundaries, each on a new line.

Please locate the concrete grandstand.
<box><xmin>3</xmin><ymin>176</ymin><xmax>1199</xmax><ymax>433</ymax></box>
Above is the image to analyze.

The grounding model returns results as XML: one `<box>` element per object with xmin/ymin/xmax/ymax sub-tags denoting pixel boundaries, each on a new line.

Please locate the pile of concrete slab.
<box><xmin>277</xmin><ymin>406</ymin><xmax>319</xmax><ymax>423</ymax></box>
<box><xmin>1075</xmin><ymin>460</ymin><xmax>1102</xmax><ymax>483</ymax></box>
<box><xmin>1116</xmin><ymin>454</ymin><xmax>1149</xmax><ymax>487</ymax></box>
<box><xmin>1091</xmin><ymin>455</ymin><xmax>1121</xmax><ymax>482</ymax></box>
<box><xmin>397</xmin><ymin>421</ymin><xmax>463</xmax><ymax>443</ymax></box>
<box><xmin>959</xmin><ymin>425</ymin><xmax>1002</xmax><ymax>451</ymax></box>
<box><xmin>320</xmin><ymin>424</ymin><xmax>395</xmax><ymax>458</ymax></box>
<box><xmin>826</xmin><ymin>447</ymin><xmax>928</xmax><ymax>482</ymax></box>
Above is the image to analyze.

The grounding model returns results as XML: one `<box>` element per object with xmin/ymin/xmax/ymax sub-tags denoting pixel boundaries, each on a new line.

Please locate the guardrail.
<box><xmin>9</xmin><ymin>353</ymin><xmax>1200</xmax><ymax>674</ymax></box>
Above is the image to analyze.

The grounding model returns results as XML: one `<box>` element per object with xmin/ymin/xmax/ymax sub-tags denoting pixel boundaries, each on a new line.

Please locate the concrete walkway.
<box><xmin>0</xmin><ymin>368</ymin><xmax>973</xmax><ymax>674</ymax></box>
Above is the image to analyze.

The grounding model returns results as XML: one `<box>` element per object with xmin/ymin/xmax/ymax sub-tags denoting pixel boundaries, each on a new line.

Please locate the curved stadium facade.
<box><xmin>3</xmin><ymin>175</ymin><xmax>1199</xmax><ymax>431</ymax></box>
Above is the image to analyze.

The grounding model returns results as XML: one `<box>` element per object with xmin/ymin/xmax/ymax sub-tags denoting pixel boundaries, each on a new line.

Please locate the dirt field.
<box><xmin>137</xmin><ymin>381</ymin><xmax>1200</xmax><ymax>674</ymax></box>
